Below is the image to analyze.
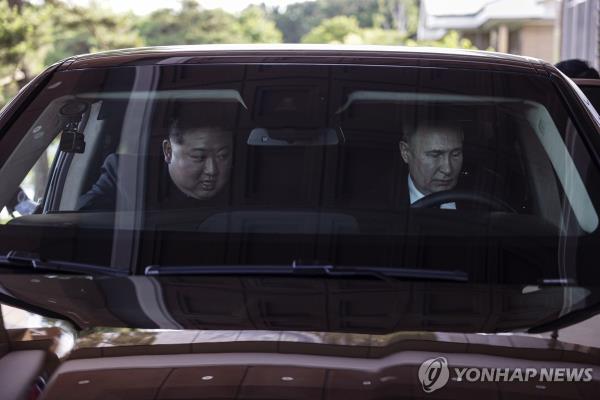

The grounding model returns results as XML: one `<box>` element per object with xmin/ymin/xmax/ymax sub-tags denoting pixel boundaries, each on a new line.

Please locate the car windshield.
<box><xmin>1</xmin><ymin>63</ymin><xmax>600</xmax><ymax>292</ymax></box>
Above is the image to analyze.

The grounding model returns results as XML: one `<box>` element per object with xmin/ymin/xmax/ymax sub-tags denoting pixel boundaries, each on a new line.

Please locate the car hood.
<box><xmin>34</xmin><ymin>324</ymin><xmax>600</xmax><ymax>399</ymax></box>
<box><xmin>4</xmin><ymin>274</ymin><xmax>599</xmax><ymax>399</ymax></box>
<box><xmin>0</xmin><ymin>274</ymin><xmax>597</xmax><ymax>335</ymax></box>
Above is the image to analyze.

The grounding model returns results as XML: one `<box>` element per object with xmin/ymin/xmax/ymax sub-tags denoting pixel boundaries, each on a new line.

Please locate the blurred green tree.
<box><xmin>0</xmin><ymin>0</ymin><xmax>143</xmax><ymax>108</ymax></box>
<box><xmin>43</xmin><ymin>1</ymin><xmax>143</xmax><ymax>65</ymax></box>
<box><xmin>301</xmin><ymin>15</ymin><xmax>362</xmax><ymax>44</ymax></box>
<box><xmin>138</xmin><ymin>1</ymin><xmax>244</xmax><ymax>45</ymax></box>
<box><xmin>238</xmin><ymin>5</ymin><xmax>283</xmax><ymax>43</ymax></box>
<box><xmin>407</xmin><ymin>30</ymin><xmax>478</xmax><ymax>49</ymax></box>
<box><xmin>372</xmin><ymin>0</ymin><xmax>420</xmax><ymax>34</ymax></box>
<box><xmin>270</xmin><ymin>1</ymin><xmax>322</xmax><ymax>43</ymax></box>
<box><xmin>347</xmin><ymin>28</ymin><xmax>403</xmax><ymax>45</ymax></box>
<box><xmin>0</xmin><ymin>0</ymin><xmax>28</xmax><ymax>68</ymax></box>
<box><xmin>272</xmin><ymin>0</ymin><xmax>419</xmax><ymax>43</ymax></box>
<box><xmin>301</xmin><ymin>15</ymin><xmax>403</xmax><ymax>45</ymax></box>
<box><xmin>138</xmin><ymin>0</ymin><xmax>282</xmax><ymax>45</ymax></box>
<box><xmin>0</xmin><ymin>0</ymin><xmax>36</xmax><ymax>104</ymax></box>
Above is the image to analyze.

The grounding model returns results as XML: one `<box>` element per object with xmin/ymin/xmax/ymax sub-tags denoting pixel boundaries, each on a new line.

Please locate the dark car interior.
<box><xmin>2</xmin><ymin>64</ymin><xmax>600</xmax><ymax>286</ymax></box>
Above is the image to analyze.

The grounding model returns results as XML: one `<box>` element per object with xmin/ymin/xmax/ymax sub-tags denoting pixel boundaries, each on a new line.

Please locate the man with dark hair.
<box><xmin>555</xmin><ymin>59</ymin><xmax>600</xmax><ymax>79</ymax></box>
<box><xmin>399</xmin><ymin>122</ymin><xmax>464</xmax><ymax>208</ymax></box>
<box><xmin>162</xmin><ymin>121</ymin><xmax>232</xmax><ymax>201</ymax></box>
<box><xmin>76</xmin><ymin>118</ymin><xmax>233</xmax><ymax>211</ymax></box>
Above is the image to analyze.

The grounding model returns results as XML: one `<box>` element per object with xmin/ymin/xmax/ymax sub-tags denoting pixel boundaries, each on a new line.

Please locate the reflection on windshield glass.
<box><xmin>0</xmin><ymin>64</ymin><xmax>598</xmax><ymax>289</ymax></box>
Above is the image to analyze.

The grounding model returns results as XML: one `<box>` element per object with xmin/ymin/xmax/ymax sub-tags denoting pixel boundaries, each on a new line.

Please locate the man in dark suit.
<box><xmin>76</xmin><ymin>119</ymin><xmax>233</xmax><ymax>211</ymax></box>
<box><xmin>398</xmin><ymin>122</ymin><xmax>463</xmax><ymax>209</ymax></box>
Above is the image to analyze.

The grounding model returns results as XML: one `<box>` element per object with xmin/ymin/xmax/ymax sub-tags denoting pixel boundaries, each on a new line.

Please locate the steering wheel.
<box><xmin>410</xmin><ymin>190</ymin><xmax>517</xmax><ymax>213</ymax></box>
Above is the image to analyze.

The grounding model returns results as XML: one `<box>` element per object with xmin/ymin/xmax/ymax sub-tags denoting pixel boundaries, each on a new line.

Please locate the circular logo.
<box><xmin>418</xmin><ymin>357</ymin><xmax>450</xmax><ymax>393</ymax></box>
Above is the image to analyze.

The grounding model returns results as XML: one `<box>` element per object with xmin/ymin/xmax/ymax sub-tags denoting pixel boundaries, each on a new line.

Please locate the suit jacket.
<box><xmin>76</xmin><ymin>154</ymin><xmax>124</xmax><ymax>211</ymax></box>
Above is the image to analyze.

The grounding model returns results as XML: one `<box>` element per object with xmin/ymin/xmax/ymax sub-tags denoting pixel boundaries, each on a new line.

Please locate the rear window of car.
<box><xmin>1</xmin><ymin>63</ymin><xmax>599</xmax><ymax>283</ymax></box>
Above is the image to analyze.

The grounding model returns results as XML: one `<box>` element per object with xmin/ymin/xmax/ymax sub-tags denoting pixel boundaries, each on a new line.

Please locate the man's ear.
<box><xmin>162</xmin><ymin>139</ymin><xmax>172</xmax><ymax>163</ymax></box>
<box><xmin>399</xmin><ymin>140</ymin><xmax>410</xmax><ymax>164</ymax></box>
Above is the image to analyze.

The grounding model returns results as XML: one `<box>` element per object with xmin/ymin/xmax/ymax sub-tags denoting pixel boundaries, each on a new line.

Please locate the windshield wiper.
<box><xmin>0</xmin><ymin>250</ymin><xmax>126</xmax><ymax>276</ymax></box>
<box><xmin>144</xmin><ymin>262</ymin><xmax>468</xmax><ymax>282</ymax></box>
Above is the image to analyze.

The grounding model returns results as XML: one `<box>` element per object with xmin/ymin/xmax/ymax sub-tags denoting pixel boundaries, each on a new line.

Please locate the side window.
<box><xmin>0</xmin><ymin>135</ymin><xmax>60</xmax><ymax>223</ymax></box>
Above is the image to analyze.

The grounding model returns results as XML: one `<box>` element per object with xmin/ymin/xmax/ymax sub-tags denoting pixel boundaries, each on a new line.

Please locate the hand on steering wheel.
<box><xmin>410</xmin><ymin>190</ymin><xmax>516</xmax><ymax>212</ymax></box>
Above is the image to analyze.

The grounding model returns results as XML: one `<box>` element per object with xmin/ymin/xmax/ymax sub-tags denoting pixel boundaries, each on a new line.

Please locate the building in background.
<box><xmin>418</xmin><ymin>0</ymin><xmax>559</xmax><ymax>62</ymax></box>
<box><xmin>561</xmin><ymin>0</ymin><xmax>599</xmax><ymax>70</ymax></box>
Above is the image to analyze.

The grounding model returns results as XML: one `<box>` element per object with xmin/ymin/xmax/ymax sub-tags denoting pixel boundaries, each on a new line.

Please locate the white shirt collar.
<box><xmin>408</xmin><ymin>174</ymin><xmax>425</xmax><ymax>204</ymax></box>
<box><xmin>407</xmin><ymin>175</ymin><xmax>456</xmax><ymax>209</ymax></box>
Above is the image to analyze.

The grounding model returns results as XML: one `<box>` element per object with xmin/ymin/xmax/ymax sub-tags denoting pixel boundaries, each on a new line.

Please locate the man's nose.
<box><xmin>203</xmin><ymin>157</ymin><xmax>219</xmax><ymax>176</ymax></box>
<box><xmin>439</xmin><ymin>154</ymin><xmax>453</xmax><ymax>175</ymax></box>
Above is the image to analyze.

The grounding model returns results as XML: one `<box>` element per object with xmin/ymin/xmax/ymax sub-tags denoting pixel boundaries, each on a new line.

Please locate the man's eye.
<box><xmin>217</xmin><ymin>153</ymin><xmax>230</xmax><ymax>160</ymax></box>
<box><xmin>191</xmin><ymin>156</ymin><xmax>206</xmax><ymax>162</ymax></box>
<box><xmin>452</xmin><ymin>151</ymin><xmax>463</xmax><ymax>157</ymax></box>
